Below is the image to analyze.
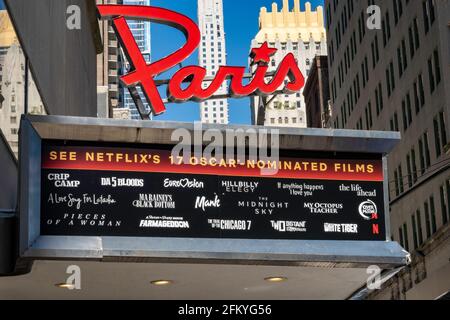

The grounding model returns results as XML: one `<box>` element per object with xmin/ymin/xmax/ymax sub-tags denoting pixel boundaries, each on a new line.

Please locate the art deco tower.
<box><xmin>251</xmin><ymin>0</ymin><xmax>327</xmax><ymax>127</ymax></box>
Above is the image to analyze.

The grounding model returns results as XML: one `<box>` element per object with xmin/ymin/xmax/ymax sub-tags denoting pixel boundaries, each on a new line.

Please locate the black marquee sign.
<box><xmin>40</xmin><ymin>142</ymin><xmax>386</xmax><ymax>241</ymax></box>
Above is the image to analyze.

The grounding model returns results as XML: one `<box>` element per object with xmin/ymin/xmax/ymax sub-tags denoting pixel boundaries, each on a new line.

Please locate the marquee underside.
<box><xmin>0</xmin><ymin>260</ymin><xmax>371</xmax><ymax>300</ymax></box>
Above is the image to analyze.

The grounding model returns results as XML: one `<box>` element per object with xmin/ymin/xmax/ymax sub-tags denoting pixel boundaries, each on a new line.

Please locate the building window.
<box><xmin>389</xmin><ymin>61</ymin><xmax>395</xmax><ymax>93</ymax></box>
<box><xmin>427</xmin><ymin>49</ymin><xmax>442</xmax><ymax>94</ymax></box>
<box><xmin>428</xmin><ymin>58</ymin><xmax>436</xmax><ymax>93</ymax></box>
<box><xmin>433</xmin><ymin>49</ymin><xmax>441</xmax><ymax>85</ymax></box>
<box><xmin>446</xmin><ymin>179</ymin><xmax>450</xmax><ymax>224</ymax></box>
<box><xmin>358</xmin><ymin>10</ymin><xmax>366</xmax><ymax>43</ymax></box>
<box><xmin>408</xmin><ymin>18</ymin><xmax>420</xmax><ymax>58</ymax></box>
<box><xmin>375</xmin><ymin>83</ymin><xmax>384</xmax><ymax>115</ymax></box>
<box><xmin>410</xmin><ymin>147</ymin><xmax>418</xmax><ymax>183</ymax></box>
<box><xmin>416</xmin><ymin>209</ymin><xmax>424</xmax><ymax>246</ymax></box>
<box><xmin>398</xmin><ymin>164</ymin><xmax>404</xmax><ymax>194</ymax></box>
<box><xmin>424</xmin><ymin>201</ymin><xmax>432</xmax><ymax>239</ymax></box>
<box><xmin>390</xmin><ymin>113</ymin><xmax>399</xmax><ymax>132</ymax></box>
<box><xmin>430</xmin><ymin>195</ymin><xmax>437</xmax><ymax>233</ymax></box>
<box><xmin>397</xmin><ymin>39</ymin><xmax>408</xmax><ymax>77</ymax></box>
<box><xmin>403</xmin><ymin>223</ymin><xmax>409</xmax><ymax>252</ymax></box>
<box><xmin>385</xmin><ymin>63</ymin><xmax>394</xmax><ymax>97</ymax></box>
<box><xmin>401</xmin><ymin>93</ymin><xmax>413</xmax><ymax>131</ymax></box>
<box><xmin>412</xmin><ymin>214</ymin><xmax>419</xmax><ymax>249</ymax></box>
<box><xmin>422</xmin><ymin>0</ymin><xmax>436</xmax><ymax>34</ymax></box>
<box><xmin>413</xmin><ymin>74</ymin><xmax>425</xmax><ymax>113</ymax></box>
<box><xmin>356</xmin><ymin>118</ymin><xmax>361</xmax><ymax>130</ymax></box>
<box><xmin>394</xmin><ymin>164</ymin><xmax>405</xmax><ymax>197</ymax></box>
<box><xmin>434</xmin><ymin>111</ymin><xmax>448</xmax><ymax>158</ymax></box>
<box><xmin>406</xmin><ymin>154</ymin><xmax>413</xmax><ymax>188</ymax></box>
<box><xmin>440</xmin><ymin>183</ymin><xmax>449</xmax><ymax>225</ymax></box>
<box><xmin>393</xmin><ymin>169</ymin><xmax>400</xmax><ymax>197</ymax></box>
<box><xmin>393</xmin><ymin>0</ymin><xmax>403</xmax><ymax>25</ymax></box>
<box><xmin>382</xmin><ymin>11</ymin><xmax>391</xmax><ymax>47</ymax></box>
<box><xmin>399</xmin><ymin>227</ymin><xmax>404</xmax><ymax>248</ymax></box>
<box><xmin>419</xmin><ymin>131</ymin><xmax>431</xmax><ymax>174</ymax></box>
<box><xmin>365</xmin><ymin>102</ymin><xmax>373</xmax><ymax>129</ymax></box>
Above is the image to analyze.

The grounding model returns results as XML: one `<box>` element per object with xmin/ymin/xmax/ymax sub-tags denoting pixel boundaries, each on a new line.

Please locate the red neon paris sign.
<box><xmin>97</xmin><ymin>5</ymin><xmax>305</xmax><ymax>116</ymax></box>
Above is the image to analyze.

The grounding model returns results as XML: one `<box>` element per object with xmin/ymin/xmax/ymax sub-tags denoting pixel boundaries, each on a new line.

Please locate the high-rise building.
<box><xmin>121</xmin><ymin>0</ymin><xmax>151</xmax><ymax>120</ymax></box>
<box><xmin>250</xmin><ymin>0</ymin><xmax>327</xmax><ymax>128</ymax></box>
<box><xmin>198</xmin><ymin>0</ymin><xmax>229</xmax><ymax>124</ymax></box>
<box><xmin>0</xmin><ymin>11</ymin><xmax>44</xmax><ymax>156</ymax></box>
<box><xmin>97</xmin><ymin>0</ymin><xmax>121</xmax><ymax>118</ymax></box>
<box><xmin>325</xmin><ymin>0</ymin><xmax>450</xmax><ymax>299</ymax></box>
<box><xmin>303</xmin><ymin>55</ymin><xmax>330</xmax><ymax>128</ymax></box>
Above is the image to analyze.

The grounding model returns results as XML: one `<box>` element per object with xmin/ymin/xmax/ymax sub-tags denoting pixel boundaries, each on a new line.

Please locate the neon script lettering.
<box><xmin>98</xmin><ymin>5</ymin><xmax>305</xmax><ymax>115</ymax></box>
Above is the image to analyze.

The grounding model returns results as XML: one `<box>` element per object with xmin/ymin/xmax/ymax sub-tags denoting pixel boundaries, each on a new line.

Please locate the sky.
<box><xmin>150</xmin><ymin>0</ymin><xmax>324</xmax><ymax>124</ymax></box>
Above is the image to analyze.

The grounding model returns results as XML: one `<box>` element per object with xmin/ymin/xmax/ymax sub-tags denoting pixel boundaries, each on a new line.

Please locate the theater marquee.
<box><xmin>19</xmin><ymin>115</ymin><xmax>408</xmax><ymax>267</ymax></box>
